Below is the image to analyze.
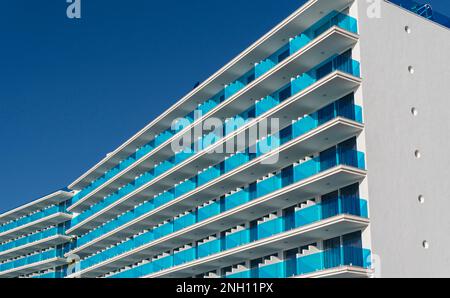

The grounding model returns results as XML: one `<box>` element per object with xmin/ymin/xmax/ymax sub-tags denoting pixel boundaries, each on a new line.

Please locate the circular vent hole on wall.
<box><xmin>415</xmin><ymin>150</ymin><xmax>421</xmax><ymax>159</ymax></box>
<box><xmin>418</xmin><ymin>195</ymin><xmax>425</xmax><ymax>204</ymax></box>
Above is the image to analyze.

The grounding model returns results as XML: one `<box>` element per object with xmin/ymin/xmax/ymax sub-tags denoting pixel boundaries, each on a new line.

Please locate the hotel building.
<box><xmin>1</xmin><ymin>0</ymin><xmax>449</xmax><ymax>278</ymax></box>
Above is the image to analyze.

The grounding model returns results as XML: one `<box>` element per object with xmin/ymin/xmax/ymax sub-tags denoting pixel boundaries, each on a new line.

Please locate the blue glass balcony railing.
<box><xmin>0</xmin><ymin>248</ymin><xmax>63</xmax><ymax>272</ymax></box>
<box><xmin>173</xmin><ymin>248</ymin><xmax>196</xmax><ymax>266</ymax></box>
<box><xmin>225</xmin><ymin>246</ymin><xmax>371</xmax><ymax>278</ymax></box>
<box><xmin>70</xmin><ymin>49</ymin><xmax>362</xmax><ymax>231</ymax></box>
<box><xmin>0</xmin><ymin>205</ymin><xmax>67</xmax><ymax>234</ymax></box>
<box><xmin>0</xmin><ymin>226</ymin><xmax>65</xmax><ymax>253</ymax></box>
<box><xmin>74</xmin><ymin>94</ymin><xmax>363</xmax><ymax>248</ymax></box>
<box><xmin>106</xmin><ymin>194</ymin><xmax>368</xmax><ymax>278</ymax></box>
<box><xmin>255</xmin><ymin>59</ymin><xmax>276</xmax><ymax>78</ymax></box>
<box><xmin>70</xmin><ymin>10</ymin><xmax>358</xmax><ymax>208</ymax></box>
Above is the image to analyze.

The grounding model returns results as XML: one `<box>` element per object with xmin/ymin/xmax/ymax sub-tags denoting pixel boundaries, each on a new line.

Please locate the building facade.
<box><xmin>1</xmin><ymin>0</ymin><xmax>449</xmax><ymax>278</ymax></box>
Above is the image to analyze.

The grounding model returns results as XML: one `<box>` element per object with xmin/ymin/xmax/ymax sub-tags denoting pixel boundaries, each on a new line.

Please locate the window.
<box><xmin>278</xmin><ymin>87</ymin><xmax>291</xmax><ymax>102</ymax></box>
<box><xmin>277</xmin><ymin>49</ymin><xmax>290</xmax><ymax>63</ymax></box>
<box><xmin>323</xmin><ymin>236</ymin><xmax>341</xmax><ymax>269</ymax></box>
<box><xmin>341</xmin><ymin>183</ymin><xmax>361</xmax><ymax>215</ymax></box>
<box><xmin>247</xmin><ymin>73</ymin><xmax>255</xmax><ymax>84</ymax></box>
<box><xmin>316</xmin><ymin>61</ymin><xmax>333</xmax><ymax>80</ymax></box>
<box><xmin>343</xmin><ymin>231</ymin><xmax>363</xmax><ymax>266</ymax></box>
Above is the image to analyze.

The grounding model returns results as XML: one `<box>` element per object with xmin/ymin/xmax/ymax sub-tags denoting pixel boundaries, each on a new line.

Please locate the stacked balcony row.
<box><xmin>218</xmin><ymin>231</ymin><xmax>370</xmax><ymax>278</ymax></box>
<box><xmin>68</xmin><ymin>10</ymin><xmax>358</xmax><ymax>213</ymax></box>
<box><xmin>70</xmin><ymin>91</ymin><xmax>362</xmax><ymax>252</ymax></box>
<box><xmin>69</xmin><ymin>129</ymin><xmax>363</xmax><ymax>270</ymax></box>
<box><xmin>0</xmin><ymin>196</ymin><xmax>72</xmax><ymax>277</ymax></box>
<box><xmin>72</xmin><ymin>93</ymin><xmax>362</xmax><ymax>253</ymax></box>
<box><xmin>0</xmin><ymin>245</ymin><xmax>68</xmax><ymax>278</ymax></box>
<box><xmin>68</xmin><ymin>47</ymin><xmax>361</xmax><ymax>235</ymax></box>
<box><xmin>70</xmin><ymin>135</ymin><xmax>366</xmax><ymax>277</ymax></box>
<box><xmin>106</xmin><ymin>186</ymin><xmax>368</xmax><ymax>278</ymax></box>
<box><xmin>0</xmin><ymin>225</ymin><xmax>71</xmax><ymax>262</ymax></box>
<box><xmin>0</xmin><ymin>203</ymin><xmax>70</xmax><ymax>236</ymax></box>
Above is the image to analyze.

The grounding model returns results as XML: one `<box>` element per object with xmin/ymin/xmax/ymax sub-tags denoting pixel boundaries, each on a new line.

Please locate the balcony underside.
<box><xmin>0</xmin><ymin>258</ymin><xmax>67</xmax><ymax>278</ymax></box>
<box><xmin>69</xmin><ymin>26</ymin><xmax>359</xmax><ymax>213</ymax></box>
<box><xmin>0</xmin><ymin>236</ymin><xmax>71</xmax><ymax>262</ymax></box>
<box><xmin>0</xmin><ymin>213</ymin><xmax>72</xmax><ymax>242</ymax></box>
<box><xmin>73</xmin><ymin>166</ymin><xmax>366</xmax><ymax>277</ymax></box>
<box><xmin>67</xmin><ymin>71</ymin><xmax>362</xmax><ymax>235</ymax></box>
<box><xmin>69</xmin><ymin>0</ymin><xmax>355</xmax><ymax>192</ymax></box>
<box><xmin>69</xmin><ymin>117</ymin><xmax>364</xmax><ymax>252</ymax></box>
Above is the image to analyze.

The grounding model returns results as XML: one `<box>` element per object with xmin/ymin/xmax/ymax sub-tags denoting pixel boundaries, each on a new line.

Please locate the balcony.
<box><xmin>70</xmin><ymin>100</ymin><xmax>364</xmax><ymax>255</ymax></box>
<box><xmin>0</xmin><ymin>206</ymin><xmax>72</xmax><ymax>242</ymax></box>
<box><xmin>67</xmin><ymin>53</ymin><xmax>362</xmax><ymax>235</ymax></box>
<box><xmin>105</xmin><ymin>214</ymin><xmax>369</xmax><ymax>278</ymax></box>
<box><xmin>224</xmin><ymin>246</ymin><xmax>371</xmax><ymax>278</ymax></box>
<box><xmin>68</xmin><ymin>11</ymin><xmax>359</xmax><ymax>213</ymax></box>
<box><xmin>68</xmin><ymin>0</ymin><xmax>357</xmax><ymax>194</ymax></box>
<box><xmin>70</xmin><ymin>145</ymin><xmax>367</xmax><ymax>277</ymax></box>
<box><xmin>0</xmin><ymin>227</ymin><xmax>71</xmax><ymax>261</ymax></box>
<box><xmin>0</xmin><ymin>190</ymin><xmax>72</xmax><ymax>225</ymax></box>
<box><xmin>0</xmin><ymin>248</ymin><xmax>67</xmax><ymax>278</ymax></box>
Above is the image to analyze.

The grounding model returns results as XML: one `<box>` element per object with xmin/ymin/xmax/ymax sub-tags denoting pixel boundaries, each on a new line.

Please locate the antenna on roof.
<box><xmin>412</xmin><ymin>3</ymin><xmax>433</xmax><ymax>19</ymax></box>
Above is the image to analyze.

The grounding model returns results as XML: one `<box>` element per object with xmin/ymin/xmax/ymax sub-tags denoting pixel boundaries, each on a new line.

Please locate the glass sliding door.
<box><xmin>343</xmin><ymin>231</ymin><xmax>363</xmax><ymax>267</ymax></box>
<box><xmin>341</xmin><ymin>183</ymin><xmax>361</xmax><ymax>216</ymax></box>
<box><xmin>321</xmin><ymin>191</ymin><xmax>339</xmax><ymax>219</ymax></box>
<box><xmin>323</xmin><ymin>236</ymin><xmax>341</xmax><ymax>269</ymax></box>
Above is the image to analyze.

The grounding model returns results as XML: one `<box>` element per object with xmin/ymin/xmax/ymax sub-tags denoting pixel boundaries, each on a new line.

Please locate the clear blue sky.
<box><xmin>0</xmin><ymin>0</ymin><xmax>449</xmax><ymax>213</ymax></box>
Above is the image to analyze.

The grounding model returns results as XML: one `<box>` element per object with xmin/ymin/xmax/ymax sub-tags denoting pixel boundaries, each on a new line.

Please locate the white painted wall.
<box><xmin>357</xmin><ymin>0</ymin><xmax>450</xmax><ymax>277</ymax></box>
